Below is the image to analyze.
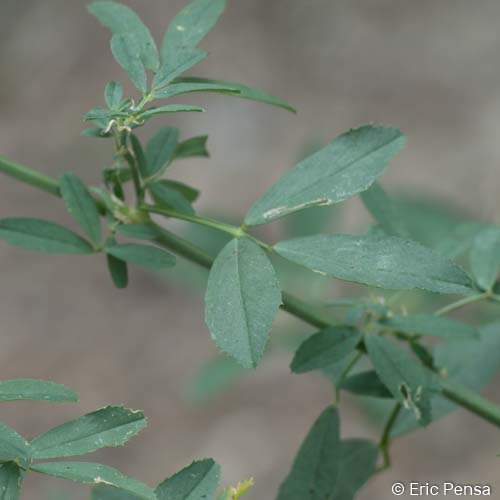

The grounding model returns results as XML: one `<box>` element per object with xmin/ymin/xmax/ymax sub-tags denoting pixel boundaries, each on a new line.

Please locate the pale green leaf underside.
<box><xmin>383</xmin><ymin>313</ymin><xmax>479</xmax><ymax>340</ymax></box>
<box><xmin>104</xmin><ymin>243</ymin><xmax>176</xmax><ymax>270</ymax></box>
<box><xmin>276</xmin><ymin>406</ymin><xmax>341</xmax><ymax>500</ymax></box>
<box><xmin>365</xmin><ymin>334</ymin><xmax>438</xmax><ymax>426</ymax></box>
<box><xmin>155</xmin><ymin>459</ymin><xmax>220</xmax><ymax>500</ymax></box>
<box><xmin>205</xmin><ymin>237</ymin><xmax>282</xmax><ymax>368</ymax></box>
<box><xmin>30</xmin><ymin>406</ymin><xmax>146</xmax><ymax>459</ymax></box>
<box><xmin>60</xmin><ymin>173</ymin><xmax>102</xmax><ymax>245</ymax></box>
<box><xmin>274</xmin><ymin>232</ymin><xmax>473</xmax><ymax>294</ymax></box>
<box><xmin>88</xmin><ymin>1</ymin><xmax>159</xmax><ymax>70</ymax></box>
<box><xmin>31</xmin><ymin>462</ymin><xmax>155</xmax><ymax>499</ymax></box>
<box><xmin>0</xmin><ymin>462</ymin><xmax>22</xmax><ymax>500</ymax></box>
<box><xmin>245</xmin><ymin>125</ymin><xmax>406</xmax><ymax>225</ymax></box>
<box><xmin>0</xmin><ymin>379</ymin><xmax>77</xmax><ymax>403</ymax></box>
<box><xmin>0</xmin><ymin>218</ymin><xmax>93</xmax><ymax>254</ymax></box>
<box><xmin>291</xmin><ymin>327</ymin><xmax>362</xmax><ymax>374</ymax></box>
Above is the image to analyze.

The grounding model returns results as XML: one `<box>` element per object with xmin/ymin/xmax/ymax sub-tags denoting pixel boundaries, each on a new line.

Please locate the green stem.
<box><xmin>1</xmin><ymin>156</ymin><xmax>500</xmax><ymax>428</ymax></box>
<box><xmin>434</xmin><ymin>292</ymin><xmax>488</xmax><ymax>316</ymax></box>
<box><xmin>441</xmin><ymin>380</ymin><xmax>500</xmax><ymax>427</ymax></box>
<box><xmin>0</xmin><ymin>155</ymin><xmax>60</xmax><ymax>196</ymax></box>
<box><xmin>143</xmin><ymin>203</ymin><xmax>245</xmax><ymax>239</ymax></box>
<box><xmin>335</xmin><ymin>351</ymin><xmax>363</xmax><ymax>403</ymax></box>
<box><xmin>118</xmin><ymin>131</ymin><xmax>143</xmax><ymax>204</ymax></box>
<box><xmin>376</xmin><ymin>403</ymin><xmax>402</xmax><ymax>472</ymax></box>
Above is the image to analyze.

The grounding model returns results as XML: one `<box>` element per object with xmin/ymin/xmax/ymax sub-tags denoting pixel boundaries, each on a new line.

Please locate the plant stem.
<box><xmin>0</xmin><ymin>155</ymin><xmax>60</xmax><ymax>196</ymax></box>
<box><xmin>118</xmin><ymin>131</ymin><xmax>143</xmax><ymax>204</ymax></box>
<box><xmin>441</xmin><ymin>380</ymin><xmax>500</xmax><ymax>427</ymax></box>
<box><xmin>143</xmin><ymin>203</ymin><xmax>245</xmax><ymax>239</ymax></box>
<box><xmin>1</xmin><ymin>156</ymin><xmax>500</xmax><ymax>428</ymax></box>
<box><xmin>376</xmin><ymin>402</ymin><xmax>402</xmax><ymax>473</ymax></box>
<box><xmin>335</xmin><ymin>351</ymin><xmax>363</xmax><ymax>403</ymax></box>
<box><xmin>434</xmin><ymin>292</ymin><xmax>488</xmax><ymax>316</ymax></box>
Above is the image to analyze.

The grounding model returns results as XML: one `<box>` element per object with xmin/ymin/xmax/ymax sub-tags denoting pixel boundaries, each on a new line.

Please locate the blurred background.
<box><xmin>0</xmin><ymin>1</ymin><xmax>499</xmax><ymax>498</ymax></box>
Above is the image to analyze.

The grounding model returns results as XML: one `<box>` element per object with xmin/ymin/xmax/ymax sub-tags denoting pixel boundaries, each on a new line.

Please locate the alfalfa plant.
<box><xmin>0</xmin><ymin>1</ymin><xmax>499</xmax><ymax>498</ymax></box>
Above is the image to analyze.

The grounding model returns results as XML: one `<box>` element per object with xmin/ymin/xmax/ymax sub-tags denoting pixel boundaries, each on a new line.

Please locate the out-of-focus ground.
<box><xmin>0</xmin><ymin>1</ymin><xmax>499</xmax><ymax>498</ymax></box>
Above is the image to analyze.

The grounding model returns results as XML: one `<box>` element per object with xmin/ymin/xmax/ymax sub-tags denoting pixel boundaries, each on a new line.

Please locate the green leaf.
<box><xmin>149</xmin><ymin>181</ymin><xmax>195</xmax><ymax>215</ymax></box>
<box><xmin>245</xmin><ymin>126</ymin><xmax>406</xmax><ymax>226</ymax></box>
<box><xmin>152</xmin><ymin>50</ymin><xmax>207</xmax><ymax>90</ymax></box>
<box><xmin>104</xmin><ymin>243</ymin><xmax>175</xmax><ymax>270</ymax></box>
<box><xmin>30</xmin><ymin>406</ymin><xmax>146</xmax><ymax>460</ymax></box>
<box><xmin>338</xmin><ymin>370</ymin><xmax>393</xmax><ymax>399</ymax></box>
<box><xmin>0</xmin><ymin>379</ymin><xmax>77</xmax><ymax>403</ymax></box>
<box><xmin>0</xmin><ymin>218</ymin><xmax>94</xmax><ymax>254</ymax></box>
<box><xmin>392</xmin><ymin>321</ymin><xmax>500</xmax><ymax>436</ymax></box>
<box><xmin>360</xmin><ymin>181</ymin><xmax>407</xmax><ymax>236</ymax></box>
<box><xmin>290</xmin><ymin>327</ymin><xmax>362</xmax><ymax>374</ymax></box>
<box><xmin>144</xmin><ymin>127</ymin><xmax>180</xmax><ymax>179</ymax></box>
<box><xmin>154</xmin><ymin>81</ymin><xmax>240</xmax><ymax>100</ymax></box>
<box><xmin>276</xmin><ymin>406</ymin><xmax>341</xmax><ymax>500</ymax></box>
<box><xmin>110</xmin><ymin>33</ymin><xmax>147</xmax><ymax>93</ymax></box>
<box><xmin>60</xmin><ymin>173</ymin><xmax>102</xmax><ymax>245</ymax></box>
<box><xmin>88</xmin><ymin>1</ymin><xmax>159</xmax><ymax>71</ymax></box>
<box><xmin>274</xmin><ymin>232</ymin><xmax>473</xmax><ymax>294</ymax></box>
<box><xmin>365</xmin><ymin>334</ymin><xmax>439</xmax><ymax>425</ymax></box>
<box><xmin>115</xmin><ymin>223</ymin><xmax>162</xmax><ymax>241</ymax></box>
<box><xmin>0</xmin><ymin>423</ymin><xmax>30</xmax><ymax>465</ymax></box>
<box><xmin>31</xmin><ymin>462</ymin><xmax>155</xmax><ymax>500</ymax></box>
<box><xmin>92</xmin><ymin>484</ymin><xmax>141</xmax><ymax>500</ymax></box>
<box><xmin>104</xmin><ymin>81</ymin><xmax>123</xmax><ymax>109</ymax></box>
<box><xmin>173</xmin><ymin>135</ymin><xmax>209</xmax><ymax>159</ymax></box>
<box><xmin>138</xmin><ymin>104</ymin><xmax>204</xmax><ymax>120</ymax></box>
<box><xmin>129</xmin><ymin>135</ymin><xmax>148</xmax><ymax>180</ymax></box>
<box><xmin>160</xmin><ymin>0</ymin><xmax>226</xmax><ymax>62</ymax></box>
<box><xmin>155</xmin><ymin>459</ymin><xmax>220</xmax><ymax>500</ymax></box>
<box><xmin>107</xmin><ymin>253</ymin><xmax>128</xmax><ymax>289</ymax></box>
<box><xmin>469</xmin><ymin>225</ymin><xmax>500</xmax><ymax>291</ymax></box>
<box><xmin>329</xmin><ymin>439</ymin><xmax>378</xmax><ymax>500</ymax></box>
<box><xmin>205</xmin><ymin>237</ymin><xmax>282</xmax><ymax>368</ymax></box>
<box><xmin>0</xmin><ymin>462</ymin><xmax>22</xmax><ymax>500</ymax></box>
<box><xmin>82</xmin><ymin>128</ymin><xmax>111</xmax><ymax>139</ymax></box>
<box><xmin>383</xmin><ymin>314</ymin><xmax>479</xmax><ymax>340</ymax></box>
<box><xmin>83</xmin><ymin>108</ymin><xmax>129</xmax><ymax>123</ymax></box>
<box><xmin>173</xmin><ymin>77</ymin><xmax>296</xmax><ymax>113</ymax></box>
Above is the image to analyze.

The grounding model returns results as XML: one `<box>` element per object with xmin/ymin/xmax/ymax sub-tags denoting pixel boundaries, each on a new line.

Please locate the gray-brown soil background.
<box><xmin>0</xmin><ymin>1</ymin><xmax>499</xmax><ymax>498</ymax></box>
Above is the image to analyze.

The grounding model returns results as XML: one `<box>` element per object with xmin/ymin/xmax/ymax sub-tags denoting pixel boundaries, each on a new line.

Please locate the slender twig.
<box><xmin>1</xmin><ymin>156</ymin><xmax>500</xmax><ymax>428</ymax></box>
<box><xmin>434</xmin><ymin>292</ymin><xmax>489</xmax><ymax>316</ymax></box>
<box><xmin>376</xmin><ymin>403</ymin><xmax>403</xmax><ymax>473</ymax></box>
